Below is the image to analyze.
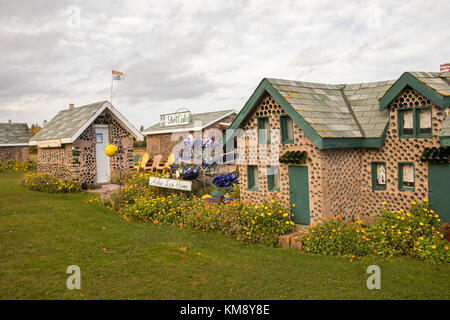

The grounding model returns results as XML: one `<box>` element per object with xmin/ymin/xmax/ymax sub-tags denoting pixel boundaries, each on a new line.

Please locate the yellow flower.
<box><xmin>419</xmin><ymin>222</ymin><xmax>424</xmax><ymax>226</ymax></box>
<box><xmin>422</xmin><ymin>198</ymin><xmax>428</xmax><ymax>202</ymax></box>
<box><xmin>431</xmin><ymin>245</ymin><xmax>436</xmax><ymax>249</ymax></box>
<box><xmin>411</xmin><ymin>201</ymin><xmax>416</xmax><ymax>205</ymax></box>
<box><xmin>382</xmin><ymin>201</ymin><xmax>387</xmax><ymax>206</ymax></box>
<box><xmin>292</xmin><ymin>204</ymin><xmax>296</xmax><ymax>207</ymax></box>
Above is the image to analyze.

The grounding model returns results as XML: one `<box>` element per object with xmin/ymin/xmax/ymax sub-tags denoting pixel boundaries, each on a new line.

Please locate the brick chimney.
<box><xmin>69</xmin><ymin>103</ymin><xmax>75</xmax><ymax>110</ymax></box>
<box><xmin>8</xmin><ymin>119</ymin><xmax>11</xmax><ymax>124</ymax></box>
<box><xmin>440</xmin><ymin>63</ymin><xmax>450</xmax><ymax>72</ymax></box>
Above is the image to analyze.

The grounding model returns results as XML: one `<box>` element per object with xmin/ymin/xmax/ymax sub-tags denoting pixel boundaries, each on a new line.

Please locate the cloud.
<box><xmin>0</xmin><ymin>0</ymin><xmax>449</xmax><ymax>127</ymax></box>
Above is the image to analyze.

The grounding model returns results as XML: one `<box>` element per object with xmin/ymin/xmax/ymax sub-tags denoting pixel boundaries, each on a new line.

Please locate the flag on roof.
<box><xmin>112</xmin><ymin>70</ymin><xmax>125</xmax><ymax>80</ymax></box>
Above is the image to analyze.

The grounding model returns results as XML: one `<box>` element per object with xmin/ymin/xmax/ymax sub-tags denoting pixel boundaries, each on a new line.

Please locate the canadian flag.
<box><xmin>440</xmin><ymin>63</ymin><xmax>450</xmax><ymax>72</ymax></box>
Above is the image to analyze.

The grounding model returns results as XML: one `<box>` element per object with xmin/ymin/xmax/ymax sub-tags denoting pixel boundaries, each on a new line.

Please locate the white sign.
<box><xmin>37</xmin><ymin>139</ymin><xmax>62</xmax><ymax>148</ymax></box>
<box><xmin>149</xmin><ymin>177</ymin><xmax>192</xmax><ymax>191</ymax></box>
<box><xmin>160</xmin><ymin>111</ymin><xmax>191</xmax><ymax>127</ymax></box>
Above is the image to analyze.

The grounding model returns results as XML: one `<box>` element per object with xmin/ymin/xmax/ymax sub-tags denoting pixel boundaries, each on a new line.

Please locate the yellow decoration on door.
<box><xmin>105</xmin><ymin>144</ymin><xmax>118</xmax><ymax>157</ymax></box>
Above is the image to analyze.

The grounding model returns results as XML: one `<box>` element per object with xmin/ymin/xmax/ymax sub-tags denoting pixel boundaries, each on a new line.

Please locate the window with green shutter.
<box><xmin>371</xmin><ymin>162</ymin><xmax>386</xmax><ymax>190</ymax></box>
<box><xmin>398</xmin><ymin>162</ymin><xmax>415</xmax><ymax>191</ymax></box>
<box><xmin>257</xmin><ymin>117</ymin><xmax>270</xmax><ymax>144</ymax></box>
<box><xmin>267</xmin><ymin>166</ymin><xmax>280</xmax><ymax>192</ymax></box>
<box><xmin>247</xmin><ymin>165</ymin><xmax>259</xmax><ymax>190</ymax></box>
<box><xmin>280</xmin><ymin>115</ymin><xmax>294</xmax><ymax>144</ymax></box>
<box><xmin>398</xmin><ymin>107</ymin><xmax>432</xmax><ymax>138</ymax></box>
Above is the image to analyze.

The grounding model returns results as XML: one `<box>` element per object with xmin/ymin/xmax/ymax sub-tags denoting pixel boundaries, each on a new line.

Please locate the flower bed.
<box><xmin>301</xmin><ymin>200</ymin><xmax>450</xmax><ymax>263</ymax></box>
<box><xmin>0</xmin><ymin>159</ymin><xmax>37</xmax><ymax>172</ymax></box>
<box><xmin>106</xmin><ymin>171</ymin><xmax>293</xmax><ymax>246</ymax></box>
<box><xmin>22</xmin><ymin>172</ymin><xmax>81</xmax><ymax>193</ymax></box>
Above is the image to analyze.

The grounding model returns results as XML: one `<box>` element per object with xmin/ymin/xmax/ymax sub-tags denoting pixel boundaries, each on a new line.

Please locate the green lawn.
<box><xmin>0</xmin><ymin>172</ymin><xmax>449</xmax><ymax>299</ymax></box>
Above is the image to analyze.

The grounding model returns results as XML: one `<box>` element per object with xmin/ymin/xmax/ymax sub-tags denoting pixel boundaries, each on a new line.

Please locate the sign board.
<box><xmin>160</xmin><ymin>111</ymin><xmax>191</xmax><ymax>127</ymax></box>
<box><xmin>149</xmin><ymin>177</ymin><xmax>192</xmax><ymax>191</ymax></box>
<box><xmin>37</xmin><ymin>139</ymin><xmax>62</xmax><ymax>148</ymax></box>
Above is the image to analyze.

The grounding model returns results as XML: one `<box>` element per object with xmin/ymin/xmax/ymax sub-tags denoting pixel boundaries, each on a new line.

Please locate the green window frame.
<box><xmin>398</xmin><ymin>162</ymin><xmax>415</xmax><ymax>191</ymax></box>
<box><xmin>267</xmin><ymin>166</ymin><xmax>280</xmax><ymax>192</ymax></box>
<box><xmin>280</xmin><ymin>115</ymin><xmax>294</xmax><ymax>144</ymax></box>
<box><xmin>257</xmin><ymin>117</ymin><xmax>270</xmax><ymax>144</ymax></box>
<box><xmin>247</xmin><ymin>165</ymin><xmax>259</xmax><ymax>191</ymax></box>
<box><xmin>398</xmin><ymin>106</ymin><xmax>432</xmax><ymax>138</ymax></box>
<box><xmin>371</xmin><ymin>162</ymin><xmax>387</xmax><ymax>190</ymax></box>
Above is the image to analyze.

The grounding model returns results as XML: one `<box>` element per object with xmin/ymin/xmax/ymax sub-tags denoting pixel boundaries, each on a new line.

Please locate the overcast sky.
<box><xmin>0</xmin><ymin>0</ymin><xmax>449</xmax><ymax>130</ymax></box>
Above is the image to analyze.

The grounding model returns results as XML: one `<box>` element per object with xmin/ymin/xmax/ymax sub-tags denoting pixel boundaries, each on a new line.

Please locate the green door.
<box><xmin>429</xmin><ymin>163</ymin><xmax>450</xmax><ymax>223</ymax></box>
<box><xmin>288</xmin><ymin>165</ymin><xmax>310</xmax><ymax>225</ymax></box>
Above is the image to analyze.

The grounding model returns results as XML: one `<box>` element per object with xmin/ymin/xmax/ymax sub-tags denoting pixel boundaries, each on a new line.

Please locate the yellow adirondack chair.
<box><xmin>135</xmin><ymin>153</ymin><xmax>150</xmax><ymax>171</ymax></box>
<box><xmin>158</xmin><ymin>154</ymin><xmax>175</xmax><ymax>173</ymax></box>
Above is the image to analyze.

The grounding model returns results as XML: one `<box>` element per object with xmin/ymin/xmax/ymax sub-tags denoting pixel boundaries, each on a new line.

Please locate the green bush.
<box><xmin>301</xmin><ymin>200</ymin><xmax>450</xmax><ymax>263</ymax></box>
<box><xmin>0</xmin><ymin>159</ymin><xmax>37</xmax><ymax>172</ymax></box>
<box><xmin>22</xmin><ymin>172</ymin><xmax>81</xmax><ymax>193</ymax></box>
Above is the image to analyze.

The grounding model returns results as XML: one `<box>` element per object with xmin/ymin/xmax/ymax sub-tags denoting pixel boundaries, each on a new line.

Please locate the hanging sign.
<box><xmin>36</xmin><ymin>139</ymin><xmax>62</xmax><ymax>148</ymax></box>
<box><xmin>160</xmin><ymin>111</ymin><xmax>191</xmax><ymax>127</ymax></box>
<box><xmin>149</xmin><ymin>177</ymin><xmax>192</xmax><ymax>191</ymax></box>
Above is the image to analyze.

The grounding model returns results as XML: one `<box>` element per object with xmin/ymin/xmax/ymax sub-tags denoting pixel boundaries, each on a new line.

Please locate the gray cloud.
<box><xmin>0</xmin><ymin>0</ymin><xmax>449</xmax><ymax>128</ymax></box>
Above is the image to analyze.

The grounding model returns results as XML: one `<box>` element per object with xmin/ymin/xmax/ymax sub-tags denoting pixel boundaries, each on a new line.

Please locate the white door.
<box><xmin>95</xmin><ymin>125</ymin><xmax>110</xmax><ymax>183</ymax></box>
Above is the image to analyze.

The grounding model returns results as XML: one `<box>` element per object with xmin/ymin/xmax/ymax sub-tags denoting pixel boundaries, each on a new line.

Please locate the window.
<box><xmin>247</xmin><ymin>165</ymin><xmax>259</xmax><ymax>190</ymax></box>
<box><xmin>280</xmin><ymin>115</ymin><xmax>294</xmax><ymax>144</ymax></box>
<box><xmin>371</xmin><ymin>162</ymin><xmax>386</xmax><ymax>190</ymax></box>
<box><xmin>267</xmin><ymin>166</ymin><xmax>280</xmax><ymax>191</ymax></box>
<box><xmin>257</xmin><ymin>117</ymin><xmax>270</xmax><ymax>144</ymax></box>
<box><xmin>398</xmin><ymin>107</ymin><xmax>432</xmax><ymax>138</ymax></box>
<box><xmin>399</xmin><ymin>162</ymin><xmax>415</xmax><ymax>191</ymax></box>
<box><xmin>96</xmin><ymin>133</ymin><xmax>103</xmax><ymax>143</ymax></box>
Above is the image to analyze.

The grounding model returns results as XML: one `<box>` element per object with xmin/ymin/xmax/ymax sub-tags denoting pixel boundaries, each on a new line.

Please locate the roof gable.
<box><xmin>31</xmin><ymin>101</ymin><xmax>143</xmax><ymax>144</ymax></box>
<box><xmin>224</xmin><ymin>78</ymin><xmax>391</xmax><ymax>149</ymax></box>
<box><xmin>380</xmin><ymin>72</ymin><xmax>450</xmax><ymax>110</ymax></box>
<box><xmin>0</xmin><ymin>123</ymin><xmax>30</xmax><ymax>146</ymax></box>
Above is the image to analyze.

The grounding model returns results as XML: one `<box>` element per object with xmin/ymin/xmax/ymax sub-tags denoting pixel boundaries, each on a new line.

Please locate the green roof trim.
<box><xmin>440</xmin><ymin>136</ymin><xmax>450</xmax><ymax>147</ymax></box>
<box><xmin>223</xmin><ymin>78</ymin><xmax>387</xmax><ymax>149</ymax></box>
<box><xmin>380</xmin><ymin>72</ymin><xmax>450</xmax><ymax>111</ymax></box>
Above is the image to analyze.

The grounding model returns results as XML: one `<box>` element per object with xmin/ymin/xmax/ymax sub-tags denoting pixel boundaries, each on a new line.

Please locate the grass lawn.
<box><xmin>0</xmin><ymin>171</ymin><xmax>449</xmax><ymax>300</ymax></box>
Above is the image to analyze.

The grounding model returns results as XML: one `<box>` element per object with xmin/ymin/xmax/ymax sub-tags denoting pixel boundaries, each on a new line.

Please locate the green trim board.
<box><xmin>440</xmin><ymin>136</ymin><xmax>450</xmax><ymax>147</ymax></box>
<box><xmin>398</xmin><ymin>162</ymin><xmax>415</xmax><ymax>191</ymax></box>
<box><xmin>371</xmin><ymin>162</ymin><xmax>387</xmax><ymax>190</ymax></box>
<box><xmin>222</xmin><ymin>79</ymin><xmax>388</xmax><ymax>150</ymax></box>
<box><xmin>380</xmin><ymin>72</ymin><xmax>450</xmax><ymax>111</ymax></box>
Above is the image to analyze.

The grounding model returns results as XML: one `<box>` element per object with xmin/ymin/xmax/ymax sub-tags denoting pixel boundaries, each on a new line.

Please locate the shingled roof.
<box><xmin>30</xmin><ymin>101</ymin><xmax>143</xmax><ymax>144</ymax></box>
<box><xmin>0</xmin><ymin>123</ymin><xmax>30</xmax><ymax>146</ymax></box>
<box><xmin>225</xmin><ymin>71</ymin><xmax>450</xmax><ymax>149</ymax></box>
<box><xmin>143</xmin><ymin>109</ymin><xmax>237</xmax><ymax>135</ymax></box>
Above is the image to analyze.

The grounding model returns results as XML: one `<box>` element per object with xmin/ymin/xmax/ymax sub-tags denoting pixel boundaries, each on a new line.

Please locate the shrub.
<box><xmin>302</xmin><ymin>217</ymin><xmax>371</xmax><ymax>256</ymax></box>
<box><xmin>301</xmin><ymin>200</ymin><xmax>450</xmax><ymax>263</ymax></box>
<box><xmin>114</xmin><ymin>175</ymin><xmax>293</xmax><ymax>246</ymax></box>
<box><xmin>22</xmin><ymin>172</ymin><xmax>81</xmax><ymax>193</ymax></box>
<box><xmin>0</xmin><ymin>159</ymin><xmax>37</xmax><ymax>172</ymax></box>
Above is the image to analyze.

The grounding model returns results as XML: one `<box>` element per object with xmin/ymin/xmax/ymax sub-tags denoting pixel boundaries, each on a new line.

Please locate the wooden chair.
<box><xmin>157</xmin><ymin>154</ymin><xmax>175</xmax><ymax>173</ymax></box>
<box><xmin>146</xmin><ymin>154</ymin><xmax>162</xmax><ymax>172</ymax></box>
<box><xmin>135</xmin><ymin>153</ymin><xmax>150</xmax><ymax>171</ymax></box>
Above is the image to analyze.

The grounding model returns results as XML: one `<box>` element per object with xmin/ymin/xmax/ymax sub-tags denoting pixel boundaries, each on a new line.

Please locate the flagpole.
<box><xmin>110</xmin><ymin>73</ymin><xmax>113</xmax><ymax>104</ymax></box>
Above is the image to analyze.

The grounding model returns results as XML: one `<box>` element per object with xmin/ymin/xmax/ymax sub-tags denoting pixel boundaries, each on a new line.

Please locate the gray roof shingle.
<box><xmin>31</xmin><ymin>101</ymin><xmax>106</xmax><ymax>142</ymax></box>
<box><xmin>0</xmin><ymin>123</ymin><xmax>30</xmax><ymax>145</ymax></box>
<box><xmin>268</xmin><ymin>78</ymin><xmax>394</xmax><ymax>138</ymax></box>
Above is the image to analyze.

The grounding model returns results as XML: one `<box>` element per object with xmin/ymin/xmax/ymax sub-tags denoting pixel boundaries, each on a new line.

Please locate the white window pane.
<box><xmin>403</xmin><ymin>110</ymin><xmax>413</xmax><ymax>129</ymax></box>
<box><xmin>403</xmin><ymin>164</ymin><xmax>414</xmax><ymax>183</ymax></box>
<box><xmin>286</xmin><ymin>118</ymin><xmax>294</xmax><ymax>140</ymax></box>
<box><xmin>253</xmin><ymin>167</ymin><xmax>259</xmax><ymax>187</ymax></box>
<box><xmin>419</xmin><ymin>109</ymin><xmax>431</xmax><ymax>128</ymax></box>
